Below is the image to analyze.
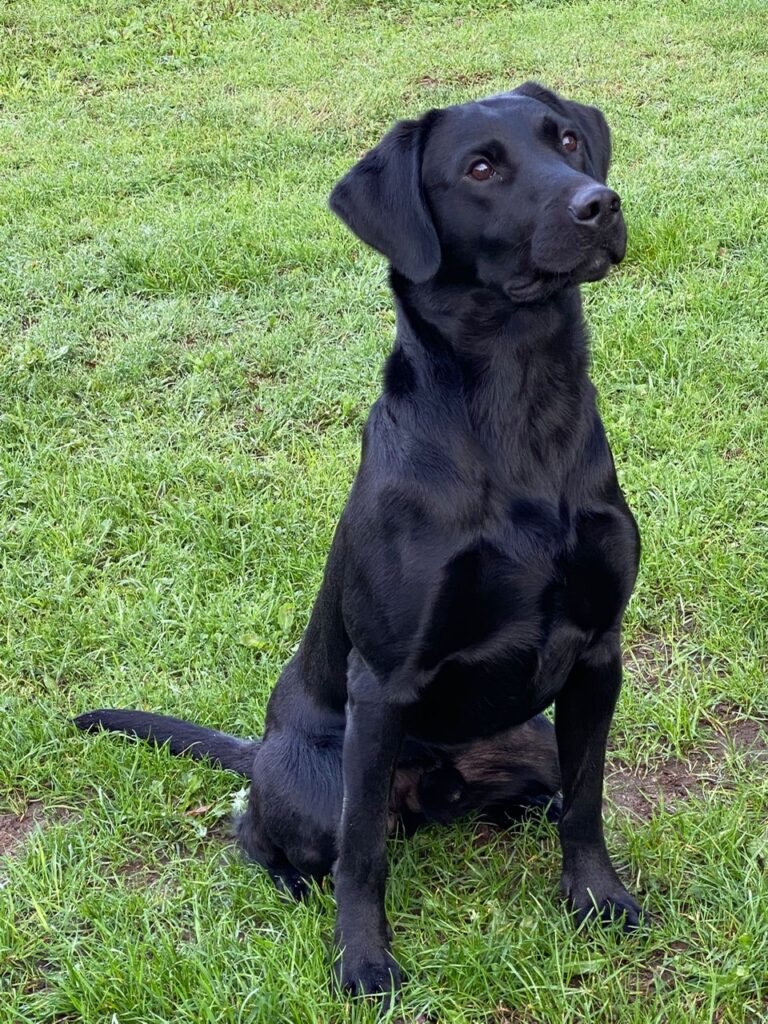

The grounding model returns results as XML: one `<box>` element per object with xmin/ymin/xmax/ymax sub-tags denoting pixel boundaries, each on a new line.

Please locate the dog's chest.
<box><xmin>404</xmin><ymin>498</ymin><xmax>637</xmax><ymax>742</ymax></box>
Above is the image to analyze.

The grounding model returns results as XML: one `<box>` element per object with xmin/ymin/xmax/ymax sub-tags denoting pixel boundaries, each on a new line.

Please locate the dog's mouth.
<box><xmin>504</xmin><ymin>244</ymin><xmax>623</xmax><ymax>302</ymax></box>
<box><xmin>568</xmin><ymin>247</ymin><xmax>617</xmax><ymax>284</ymax></box>
<box><xmin>503</xmin><ymin>275</ymin><xmax>565</xmax><ymax>303</ymax></box>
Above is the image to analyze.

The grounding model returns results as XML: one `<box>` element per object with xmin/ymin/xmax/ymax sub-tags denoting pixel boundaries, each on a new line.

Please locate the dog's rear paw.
<box><xmin>269</xmin><ymin>867</ymin><xmax>310</xmax><ymax>901</ymax></box>
<box><xmin>334</xmin><ymin>949</ymin><xmax>402</xmax><ymax>1005</ymax></box>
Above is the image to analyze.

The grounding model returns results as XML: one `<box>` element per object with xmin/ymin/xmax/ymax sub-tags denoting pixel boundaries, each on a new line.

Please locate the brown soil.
<box><xmin>623</xmin><ymin>628</ymin><xmax>729</xmax><ymax>690</ymax></box>
<box><xmin>0</xmin><ymin>803</ymin><xmax>46</xmax><ymax>857</ymax></box>
<box><xmin>607</xmin><ymin>704</ymin><xmax>768</xmax><ymax>820</ymax></box>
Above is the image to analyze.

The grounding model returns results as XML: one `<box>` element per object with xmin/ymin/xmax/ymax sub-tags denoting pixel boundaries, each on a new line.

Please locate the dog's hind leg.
<box><xmin>236</xmin><ymin>789</ymin><xmax>317</xmax><ymax>901</ymax></box>
<box><xmin>236</xmin><ymin>713</ymin><xmax>345</xmax><ymax>899</ymax></box>
<box><xmin>236</xmin><ymin>550</ymin><xmax>353</xmax><ymax>896</ymax></box>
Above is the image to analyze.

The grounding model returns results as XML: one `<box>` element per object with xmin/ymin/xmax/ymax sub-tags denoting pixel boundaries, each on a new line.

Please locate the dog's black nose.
<box><xmin>568</xmin><ymin>185</ymin><xmax>621</xmax><ymax>226</ymax></box>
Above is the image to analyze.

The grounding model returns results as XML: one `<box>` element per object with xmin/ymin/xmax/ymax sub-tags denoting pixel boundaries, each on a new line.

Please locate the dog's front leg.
<box><xmin>333</xmin><ymin>660</ymin><xmax>403</xmax><ymax>1002</ymax></box>
<box><xmin>555</xmin><ymin>637</ymin><xmax>643</xmax><ymax>929</ymax></box>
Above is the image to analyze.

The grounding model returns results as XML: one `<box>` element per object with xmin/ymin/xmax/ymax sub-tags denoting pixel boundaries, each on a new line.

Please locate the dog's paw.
<box><xmin>334</xmin><ymin>948</ymin><xmax>402</xmax><ymax>1005</ymax></box>
<box><xmin>269</xmin><ymin>867</ymin><xmax>310</xmax><ymax>901</ymax></box>
<box><xmin>562</xmin><ymin>873</ymin><xmax>646</xmax><ymax>931</ymax></box>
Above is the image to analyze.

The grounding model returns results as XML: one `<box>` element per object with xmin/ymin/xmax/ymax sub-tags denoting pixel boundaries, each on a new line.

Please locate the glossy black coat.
<box><xmin>76</xmin><ymin>82</ymin><xmax>644</xmax><ymax>1003</ymax></box>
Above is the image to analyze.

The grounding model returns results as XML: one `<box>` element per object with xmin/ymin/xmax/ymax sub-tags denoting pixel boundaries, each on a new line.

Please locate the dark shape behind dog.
<box><xmin>76</xmin><ymin>82</ymin><xmax>644</xmax><ymax>1001</ymax></box>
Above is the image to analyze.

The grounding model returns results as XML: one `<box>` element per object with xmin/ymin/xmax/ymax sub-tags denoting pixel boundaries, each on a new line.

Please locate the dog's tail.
<box><xmin>73</xmin><ymin>709</ymin><xmax>259</xmax><ymax>775</ymax></box>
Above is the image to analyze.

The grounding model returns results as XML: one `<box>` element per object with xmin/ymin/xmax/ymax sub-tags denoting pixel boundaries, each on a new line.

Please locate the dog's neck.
<box><xmin>381</xmin><ymin>272</ymin><xmax>605</xmax><ymax>495</ymax></box>
<box><xmin>391</xmin><ymin>267</ymin><xmax>591</xmax><ymax>352</ymax></box>
<box><xmin>391</xmin><ymin>272</ymin><xmax>585</xmax><ymax>354</ymax></box>
<box><xmin>387</xmin><ymin>273</ymin><xmax>595</xmax><ymax>463</ymax></box>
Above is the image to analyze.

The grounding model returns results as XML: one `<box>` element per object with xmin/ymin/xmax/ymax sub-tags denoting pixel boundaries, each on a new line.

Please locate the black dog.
<box><xmin>76</xmin><ymin>81</ymin><xmax>643</xmax><ymax>1000</ymax></box>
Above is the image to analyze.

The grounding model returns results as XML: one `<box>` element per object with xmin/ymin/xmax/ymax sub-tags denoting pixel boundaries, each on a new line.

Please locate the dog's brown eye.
<box><xmin>469</xmin><ymin>160</ymin><xmax>495</xmax><ymax>181</ymax></box>
<box><xmin>561</xmin><ymin>132</ymin><xmax>578</xmax><ymax>153</ymax></box>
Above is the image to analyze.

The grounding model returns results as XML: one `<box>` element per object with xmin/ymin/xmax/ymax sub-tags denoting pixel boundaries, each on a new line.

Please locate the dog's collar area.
<box><xmin>390</xmin><ymin>271</ymin><xmax>584</xmax><ymax>358</ymax></box>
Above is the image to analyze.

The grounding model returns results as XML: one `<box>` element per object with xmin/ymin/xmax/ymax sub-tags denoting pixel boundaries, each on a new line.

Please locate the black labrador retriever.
<box><xmin>76</xmin><ymin>81</ymin><xmax>643</xmax><ymax>1000</ymax></box>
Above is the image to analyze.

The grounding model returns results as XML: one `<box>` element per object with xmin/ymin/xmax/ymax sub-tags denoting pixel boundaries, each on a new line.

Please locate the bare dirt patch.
<box><xmin>607</xmin><ymin>705</ymin><xmax>767</xmax><ymax>819</ymax></box>
<box><xmin>489</xmin><ymin>1007</ymin><xmax>545</xmax><ymax>1024</ymax></box>
<box><xmin>706</xmin><ymin>706</ymin><xmax>768</xmax><ymax>759</ymax></box>
<box><xmin>628</xmin><ymin>940</ymin><xmax>690</xmax><ymax>997</ymax></box>
<box><xmin>414</xmin><ymin>71</ymin><xmax>496</xmax><ymax>90</ymax></box>
<box><xmin>400</xmin><ymin>70</ymin><xmax>499</xmax><ymax>106</ymax></box>
<box><xmin>0</xmin><ymin>803</ymin><xmax>46</xmax><ymax>857</ymax></box>
<box><xmin>0</xmin><ymin>802</ymin><xmax>78</xmax><ymax>862</ymax></box>
<box><xmin>607</xmin><ymin>758</ymin><xmax>715</xmax><ymax>818</ymax></box>
<box><xmin>113</xmin><ymin>856</ymin><xmax>168</xmax><ymax>888</ymax></box>
<box><xmin>623</xmin><ymin>628</ymin><xmax>729</xmax><ymax>691</ymax></box>
<box><xmin>622</xmin><ymin>630</ymin><xmax>675</xmax><ymax>686</ymax></box>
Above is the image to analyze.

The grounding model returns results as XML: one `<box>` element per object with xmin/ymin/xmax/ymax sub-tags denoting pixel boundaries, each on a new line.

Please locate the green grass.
<box><xmin>1</xmin><ymin>0</ymin><xmax>767</xmax><ymax>1021</ymax></box>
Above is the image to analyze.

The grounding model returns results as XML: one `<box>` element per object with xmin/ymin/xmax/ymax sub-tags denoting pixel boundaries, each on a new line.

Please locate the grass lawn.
<box><xmin>1</xmin><ymin>0</ymin><xmax>767</xmax><ymax>1021</ymax></box>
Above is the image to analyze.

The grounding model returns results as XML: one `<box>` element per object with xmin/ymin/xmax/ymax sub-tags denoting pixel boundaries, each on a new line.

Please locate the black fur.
<box><xmin>74</xmin><ymin>710</ymin><xmax>259</xmax><ymax>774</ymax></box>
<box><xmin>75</xmin><ymin>82</ymin><xmax>644</xmax><ymax>1002</ymax></box>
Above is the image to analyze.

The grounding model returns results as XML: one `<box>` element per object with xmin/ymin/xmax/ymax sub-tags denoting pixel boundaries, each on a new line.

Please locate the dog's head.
<box><xmin>330</xmin><ymin>82</ymin><xmax>626</xmax><ymax>303</ymax></box>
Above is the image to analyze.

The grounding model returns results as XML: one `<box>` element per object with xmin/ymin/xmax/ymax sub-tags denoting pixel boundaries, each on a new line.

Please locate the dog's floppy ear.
<box><xmin>329</xmin><ymin>114</ymin><xmax>441</xmax><ymax>283</ymax></box>
<box><xmin>514</xmin><ymin>81</ymin><xmax>612</xmax><ymax>183</ymax></box>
